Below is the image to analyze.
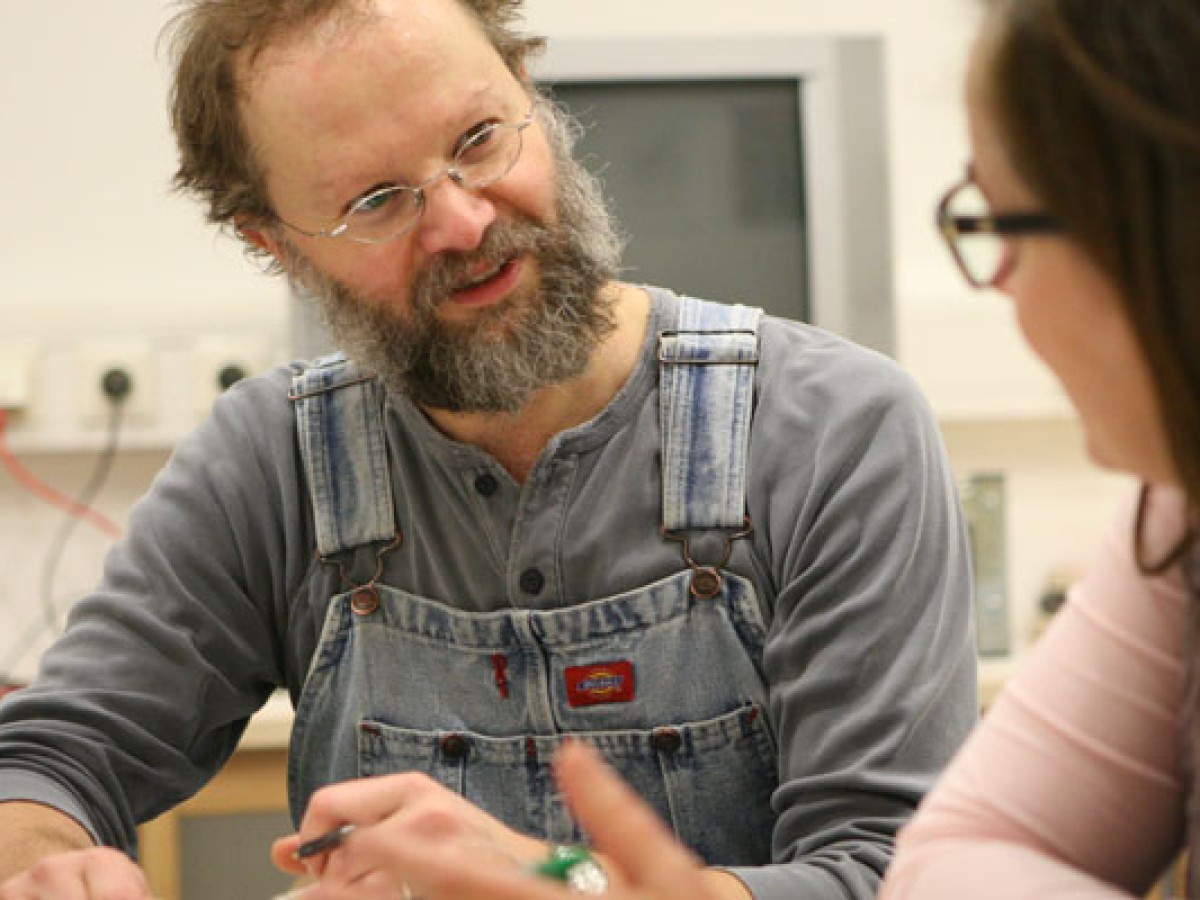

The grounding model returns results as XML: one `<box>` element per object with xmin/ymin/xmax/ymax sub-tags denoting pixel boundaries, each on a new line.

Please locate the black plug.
<box><xmin>100</xmin><ymin>367</ymin><xmax>134</xmax><ymax>404</ymax></box>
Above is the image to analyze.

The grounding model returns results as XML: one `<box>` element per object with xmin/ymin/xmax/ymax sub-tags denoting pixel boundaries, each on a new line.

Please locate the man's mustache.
<box><xmin>411</xmin><ymin>219</ymin><xmax>547</xmax><ymax>310</ymax></box>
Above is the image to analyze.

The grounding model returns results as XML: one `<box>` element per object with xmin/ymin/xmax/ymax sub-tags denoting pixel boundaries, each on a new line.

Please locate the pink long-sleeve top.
<box><xmin>882</xmin><ymin>487</ymin><xmax>1191</xmax><ymax>898</ymax></box>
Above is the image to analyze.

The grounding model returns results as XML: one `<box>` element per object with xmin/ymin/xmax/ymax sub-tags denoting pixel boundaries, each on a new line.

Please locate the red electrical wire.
<box><xmin>0</xmin><ymin>409</ymin><xmax>123</xmax><ymax>540</ymax></box>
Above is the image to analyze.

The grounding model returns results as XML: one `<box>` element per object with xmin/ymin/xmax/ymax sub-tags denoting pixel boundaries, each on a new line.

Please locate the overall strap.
<box><xmin>658</xmin><ymin>297</ymin><xmax>762</xmax><ymax>532</ymax></box>
<box><xmin>289</xmin><ymin>353</ymin><xmax>397</xmax><ymax>558</ymax></box>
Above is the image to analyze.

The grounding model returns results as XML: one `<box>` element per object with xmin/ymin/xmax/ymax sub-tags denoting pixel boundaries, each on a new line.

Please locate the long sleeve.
<box><xmin>881</xmin><ymin>486</ymin><xmax>1189</xmax><ymax>899</ymax></box>
<box><xmin>0</xmin><ymin>367</ymin><xmax>313</xmax><ymax>852</ymax></box>
<box><xmin>731</xmin><ymin>323</ymin><xmax>979</xmax><ymax>899</ymax></box>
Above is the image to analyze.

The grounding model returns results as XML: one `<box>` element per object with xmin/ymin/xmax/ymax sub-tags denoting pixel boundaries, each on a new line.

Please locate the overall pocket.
<box><xmin>357</xmin><ymin>700</ymin><xmax>778</xmax><ymax>866</ymax></box>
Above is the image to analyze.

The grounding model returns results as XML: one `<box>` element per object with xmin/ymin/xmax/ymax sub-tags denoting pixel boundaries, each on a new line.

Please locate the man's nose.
<box><xmin>414</xmin><ymin>176</ymin><xmax>497</xmax><ymax>257</ymax></box>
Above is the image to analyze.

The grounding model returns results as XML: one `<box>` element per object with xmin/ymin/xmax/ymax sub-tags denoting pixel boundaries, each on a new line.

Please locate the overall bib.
<box><xmin>286</xmin><ymin>297</ymin><xmax>777</xmax><ymax>865</ymax></box>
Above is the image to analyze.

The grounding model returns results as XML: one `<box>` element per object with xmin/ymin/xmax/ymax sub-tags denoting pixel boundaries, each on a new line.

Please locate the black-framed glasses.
<box><xmin>277</xmin><ymin>104</ymin><xmax>536</xmax><ymax>245</ymax></box>
<box><xmin>936</xmin><ymin>173</ymin><xmax>1062</xmax><ymax>288</ymax></box>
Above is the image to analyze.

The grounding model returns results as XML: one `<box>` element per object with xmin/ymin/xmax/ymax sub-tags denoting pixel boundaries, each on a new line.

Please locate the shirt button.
<box><xmin>474</xmin><ymin>472</ymin><xmax>499</xmax><ymax>497</ymax></box>
<box><xmin>519</xmin><ymin>568</ymin><xmax>545</xmax><ymax>595</ymax></box>
<box><xmin>650</xmin><ymin>727</ymin><xmax>683</xmax><ymax>753</ymax></box>
<box><xmin>440</xmin><ymin>733</ymin><xmax>470</xmax><ymax>760</ymax></box>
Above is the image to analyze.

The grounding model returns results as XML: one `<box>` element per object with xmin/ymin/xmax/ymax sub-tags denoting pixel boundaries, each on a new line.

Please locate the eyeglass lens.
<box><xmin>343</xmin><ymin>119</ymin><xmax>526</xmax><ymax>243</ymax></box>
<box><xmin>943</xmin><ymin>181</ymin><xmax>1006</xmax><ymax>287</ymax></box>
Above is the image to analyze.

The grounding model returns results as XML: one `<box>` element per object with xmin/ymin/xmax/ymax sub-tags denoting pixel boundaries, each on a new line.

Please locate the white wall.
<box><xmin>0</xmin><ymin>1</ymin><xmax>286</xmax><ymax>325</ymax></box>
<box><xmin>0</xmin><ymin>1</ymin><xmax>1125</xmax><ymax>679</ymax></box>
<box><xmin>1</xmin><ymin>0</ymin><xmax>979</xmax><ymax>321</ymax></box>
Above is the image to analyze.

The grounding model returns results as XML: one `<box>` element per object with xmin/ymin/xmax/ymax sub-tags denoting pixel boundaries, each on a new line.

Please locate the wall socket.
<box><xmin>192</xmin><ymin>336</ymin><xmax>272</xmax><ymax>422</ymax></box>
<box><xmin>76</xmin><ymin>339</ymin><xmax>157</xmax><ymax>427</ymax></box>
<box><xmin>0</xmin><ymin>340</ymin><xmax>39</xmax><ymax>412</ymax></box>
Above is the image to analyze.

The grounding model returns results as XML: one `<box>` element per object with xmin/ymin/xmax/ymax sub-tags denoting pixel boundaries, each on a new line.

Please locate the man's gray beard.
<box><xmin>286</xmin><ymin>98</ymin><xmax>624</xmax><ymax>414</ymax></box>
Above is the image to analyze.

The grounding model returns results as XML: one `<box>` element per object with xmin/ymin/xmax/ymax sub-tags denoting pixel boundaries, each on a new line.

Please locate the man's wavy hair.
<box><xmin>162</xmin><ymin>0</ymin><xmax>545</xmax><ymax>262</ymax></box>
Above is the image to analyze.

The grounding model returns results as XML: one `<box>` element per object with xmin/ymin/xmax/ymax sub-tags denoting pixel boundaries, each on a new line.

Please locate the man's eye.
<box><xmin>456</xmin><ymin>121</ymin><xmax>500</xmax><ymax>158</ymax></box>
<box><xmin>353</xmin><ymin>187</ymin><xmax>398</xmax><ymax>215</ymax></box>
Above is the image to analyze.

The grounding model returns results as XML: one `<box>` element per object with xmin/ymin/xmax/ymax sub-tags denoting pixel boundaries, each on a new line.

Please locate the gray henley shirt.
<box><xmin>0</xmin><ymin>287</ymin><xmax>977</xmax><ymax>899</ymax></box>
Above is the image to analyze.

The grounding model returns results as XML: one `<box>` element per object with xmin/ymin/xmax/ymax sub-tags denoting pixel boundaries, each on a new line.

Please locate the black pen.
<box><xmin>294</xmin><ymin>823</ymin><xmax>356</xmax><ymax>860</ymax></box>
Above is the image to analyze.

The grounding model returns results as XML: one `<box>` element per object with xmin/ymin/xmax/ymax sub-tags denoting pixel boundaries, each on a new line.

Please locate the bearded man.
<box><xmin>0</xmin><ymin>1</ymin><xmax>976</xmax><ymax>898</ymax></box>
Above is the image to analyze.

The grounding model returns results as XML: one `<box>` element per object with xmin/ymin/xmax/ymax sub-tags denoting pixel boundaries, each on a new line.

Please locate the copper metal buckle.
<box><xmin>661</xmin><ymin>517</ymin><xmax>753</xmax><ymax>599</ymax></box>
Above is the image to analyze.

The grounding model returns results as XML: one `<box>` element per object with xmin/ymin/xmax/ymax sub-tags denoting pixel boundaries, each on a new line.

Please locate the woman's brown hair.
<box><xmin>982</xmin><ymin>0</ymin><xmax>1200</xmax><ymax>516</ymax></box>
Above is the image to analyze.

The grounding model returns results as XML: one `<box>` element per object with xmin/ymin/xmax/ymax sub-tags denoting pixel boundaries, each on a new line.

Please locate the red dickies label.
<box><xmin>565</xmin><ymin>661</ymin><xmax>635</xmax><ymax>707</ymax></box>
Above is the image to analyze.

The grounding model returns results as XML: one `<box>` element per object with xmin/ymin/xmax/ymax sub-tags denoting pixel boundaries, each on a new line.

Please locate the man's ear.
<box><xmin>234</xmin><ymin>214</ymin><xmax>284</xmax><ymax>259</ymax></box>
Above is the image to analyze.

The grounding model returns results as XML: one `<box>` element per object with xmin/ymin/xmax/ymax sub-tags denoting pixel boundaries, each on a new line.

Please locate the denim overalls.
<box><xmin>286</xmin><ymin>297</ymin><xmax>776</xmax><ymax>865</ymax></box>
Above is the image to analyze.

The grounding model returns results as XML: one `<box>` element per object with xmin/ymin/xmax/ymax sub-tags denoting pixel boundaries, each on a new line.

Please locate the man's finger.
<box><xmin>270</xmin><ymin>836</ymin><xmax>307</xmax><ymax>875</ymax></box>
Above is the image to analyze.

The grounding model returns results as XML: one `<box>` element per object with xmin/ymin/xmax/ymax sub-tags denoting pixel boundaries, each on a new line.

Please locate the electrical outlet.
<box><xmin>0</xmin><ymin>340</ymin><xmax>39</xmax><ymax>412</ymax></box>
<box><xmin>76</xmin><ymin>339</ymin><xmax>157</xmax><ymax>427</ymax></box>
<box><xmin>192</xmin><ymin>336</ymin><xmax>272</xmax><ymax>421</ymax></box>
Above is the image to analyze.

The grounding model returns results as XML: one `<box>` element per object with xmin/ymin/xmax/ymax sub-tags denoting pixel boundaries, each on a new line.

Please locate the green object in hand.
<box><xmin>532</xmin><ymin>844</ymin><xmax>609</xmax><ymax>894</ymax></box>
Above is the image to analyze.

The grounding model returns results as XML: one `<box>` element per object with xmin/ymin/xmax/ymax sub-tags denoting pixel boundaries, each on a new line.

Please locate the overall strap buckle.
<box><xmin>317</xmin><ymin>534</ymin><xmax>403</xmax><ymax>616</ymax></box>
<box><xmin>662</xmin><ymin>517</ymin><xmax>754</xmax><ymax>599</ymax></box>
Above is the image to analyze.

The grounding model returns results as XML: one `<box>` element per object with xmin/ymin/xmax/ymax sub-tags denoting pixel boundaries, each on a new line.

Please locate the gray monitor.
<box><xmin>532</xmin><ymin>34</ymin><xmax>895</xmax><ymax>356</ymax></box>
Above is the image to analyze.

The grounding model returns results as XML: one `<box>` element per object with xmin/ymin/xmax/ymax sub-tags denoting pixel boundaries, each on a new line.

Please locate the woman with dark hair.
<box><xmin>877</xmin><ymin>1</ymin><xmax>1200</xmax><ymax>896</ymax></box>
<box><xmin>273</xmin><ymin>1</ymin><xmax>1200</xmax><ymax>896</ymax></box>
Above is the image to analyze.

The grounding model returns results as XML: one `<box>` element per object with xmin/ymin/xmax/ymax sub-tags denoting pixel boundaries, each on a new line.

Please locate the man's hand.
<box><xmin>270</xmin><ymin>747</ymin><xmax>750</xmax><ymax>900</ymax></box>
<box><xmin>271</xmin><ymin>772</ymin><xmax>549</xmax><ymax>897</ymax></box>
<box><xmin>0</xmin><ymin>802</ymin><xmax>152</xmax><ymax>899</ymax></box>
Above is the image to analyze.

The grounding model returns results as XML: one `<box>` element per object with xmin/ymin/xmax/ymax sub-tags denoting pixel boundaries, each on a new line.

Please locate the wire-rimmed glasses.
<box><xmin>936</xmin><ymin>173</ymin><xmax>1062</xmax><ymax>288</ymax></box>
<box><xmin>276</xmin><ymin>104</ymin><xmax>536</xmax><ymax>245</ymax></box>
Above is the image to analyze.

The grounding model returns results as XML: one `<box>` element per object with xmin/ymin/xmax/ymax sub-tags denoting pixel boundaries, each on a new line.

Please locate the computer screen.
<box><xmin>534</xmin><ymin>34</ymin><xmax>894</xmax><ymax>356</ymax></box>
<box><xmin>547</xmin><ymin>79</ymin><xmax>809</xmax><ymax>324</ymax></box>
